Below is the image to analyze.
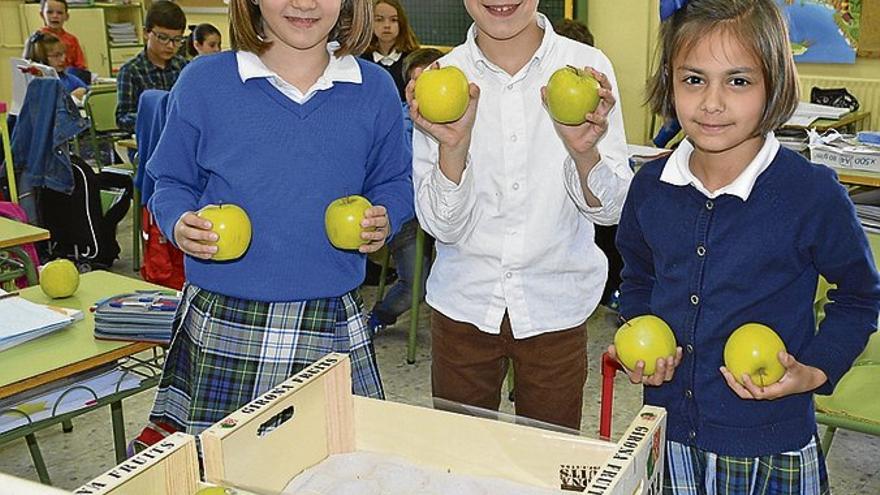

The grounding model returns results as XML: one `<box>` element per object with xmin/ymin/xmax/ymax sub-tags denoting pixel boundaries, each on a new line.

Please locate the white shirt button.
<box><xmin>512</xmin><ymin>183</ymin><xmax>520</xmax><ymax>190</ymax></box>
<box><xmin>510</xmin><ymin>134</ymin><xmax>518</xmax><ymax>142</ymax></box>
<box><xmin>507</xmin><ymin>84</ymin><xmax>513</xmax><ymax>90</ymax></box>
<box><xmin>505</xmin><ymin>272</ymin><xmax>513</xmax><ymax>279</ymax></box>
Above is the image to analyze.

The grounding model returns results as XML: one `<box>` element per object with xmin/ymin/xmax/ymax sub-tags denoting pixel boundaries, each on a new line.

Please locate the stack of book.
<box><xmin>107</xmin><ymin>22</ymin><xmax>139</xmax><ymax>46</ymax></box>
<box><xmin>93</xmin><ymin>291</ymin><xmax>179</xmax><ymax>343</ymax></box>
<box><xmin>0</xmin><ymin>290</ymin><xmax>82</xmax><ymax>351</ymax></box>
<box><xmin>856</xmin><ymin>205</ymin><xmax>880</xmax><ymax>234</ymax></box>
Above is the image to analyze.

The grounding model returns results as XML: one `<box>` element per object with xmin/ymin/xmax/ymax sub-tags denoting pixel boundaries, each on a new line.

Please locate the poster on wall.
<box><xmin>776</xmin><ymin>0</ymin><xmax>862</xmax><ymax>64</ymax></box>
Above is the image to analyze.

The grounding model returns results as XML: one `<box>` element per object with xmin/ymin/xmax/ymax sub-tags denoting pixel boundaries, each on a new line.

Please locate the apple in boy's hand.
<box><xmin>196</xmin><ymin>204</ymin><xmax>252</xmax><ymax>261</ymax></box>
<box><xmin>39</xmin><ymin>259</ymin><xmax>80</xmax><ymax>299</ymax></box>
<box><xmin>546</xmin><ymin>66</ymin><xmax>601</xmax><ymax>125</ymax></box>
<box><xmin>613</xmin><ymin>315</ymin><xmax>677</xmax><ymax>376</ymax></box>
<box><xmin>414</xmin><ymin>66</ymin><xmax>470</xmax><ymax>123</ymax></box>
<box><xmin>723</xmin><ymin>323</ymin><xmax>787</xmax><ymax>387</ymax></box>
<box><xmin>325</xmin><ymin>195</ymin><xmax>374</xmax><ymax>250</ymax></box>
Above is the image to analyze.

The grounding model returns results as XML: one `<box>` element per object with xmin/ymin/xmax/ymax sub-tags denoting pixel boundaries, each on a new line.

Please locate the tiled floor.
<box><xmin>1</xmin><ymin>214</ymin><xmax>878</xmax><ymax>493</ymax></box>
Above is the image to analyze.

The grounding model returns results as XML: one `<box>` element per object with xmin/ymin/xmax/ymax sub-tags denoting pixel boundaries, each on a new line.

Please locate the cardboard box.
<box><xmin>809</xmin><ymin>136</ymin><xmax>880</xmax><ymax>173</ymax></box>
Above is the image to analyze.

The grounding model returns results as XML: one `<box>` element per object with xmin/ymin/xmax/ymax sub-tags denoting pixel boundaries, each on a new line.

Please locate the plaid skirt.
<box><xmin>664</xmin><ymin>436</ymin><xmax>830</xmax><ymax>495</ymax></box>
<box><xmin>149</xmin><ymin>284</ymin><xmax>383</xmax><ymax>434</ymax></box>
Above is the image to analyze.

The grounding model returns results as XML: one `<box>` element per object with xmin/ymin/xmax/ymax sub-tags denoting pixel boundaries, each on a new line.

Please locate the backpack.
<box><xmin>39</xmin><ymin>155</ymin><xmax>132</xmax><ymax>270</ymax></box>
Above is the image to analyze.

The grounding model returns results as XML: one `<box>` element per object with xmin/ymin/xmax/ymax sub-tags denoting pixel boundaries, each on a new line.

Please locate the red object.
<box><xmin>140</xmin><ymin>206</ymin><xmax>185</xmax><ymax>290</ymax></box>
<box><xmin>599</xmin><ymin>351</ymin><xmax>624</xmax><ymax>441</ymax></box>
<box><xmin>40</xmin><ymin>27</ymin><xmax>88</xmax><ymax>70</ymax></box>
<box><xmin>0</xmin><ymin>101</ymin><xmax>7</xmax><ymax>113</ymax></box>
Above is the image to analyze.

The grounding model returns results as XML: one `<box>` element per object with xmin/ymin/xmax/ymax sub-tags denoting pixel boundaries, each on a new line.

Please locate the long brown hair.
<box><xmin>230</xmin><ymin>0</ymin><xmax>373</xmax><ymax>57</ymax></box>
<box><xmin>368</xmin><ymin>0</ymin><xmax>419</xmax><ymax>53</ymax></box>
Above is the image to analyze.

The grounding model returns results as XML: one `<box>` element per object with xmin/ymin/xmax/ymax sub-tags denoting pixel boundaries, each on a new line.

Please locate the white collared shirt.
<box><xmin>372</xmin><ymin>49</ymin><xmax>402</xmax><ymax>67</ymax></box>
<box><xmin>412</xmin><ymin>15</ymin><xmax>632</xmax><ymax>338</ymax></box>
<box><xmin>236</xmin><ymin>43</ymin><xmax>362</xmax><ymax>104</ymax></box>
<box><xmin>660</xmin><ymin>133</ymin><xmax>781</xmax><ymax>200</ymax></box>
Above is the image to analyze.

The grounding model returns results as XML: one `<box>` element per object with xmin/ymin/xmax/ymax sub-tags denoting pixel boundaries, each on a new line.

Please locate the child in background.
<box><xmin>185</xmin><ymin>23</ymin><xmax>222</xmax><ymax>58</ymax></box>
<box><xmin>39</xmin><ymin>0</ymin><xmax>86</xmax><ymax>71</ymax></box>
<box><xmin>367</xmin><ymin>47</ymin><xmax>444</xmax><ymax>335</ymax></box>
<box><xmin>409</xmin><ymin>1</ymin><xmax>632</xmax><ymax>430</ymax></box>
<box><xmin>116</xmin><ymin>1</ymin><xmax>188</xmax><ymax>132</ymax></box>
<box><xmin>360</xmin><ymin>0</ymin><xmax>419</xmax><ymax>101</ymax></box>
<box><xmin>24</xmin><ymin>31</ymin><xmax>87</xmax><ymax>100</ymax></box>
<box><xmin>612</xmin><ymin>1</ymin><xmax>880</xmax><ymax>492</ymax></box>
<box><xmin>553</xmin><ymin>18</ymin><xmax>594</xmax><ymax>47</ymax></box>
<box><xmin>144</xmin><ymin>0</ymin><xmax>413</xmax><ymax>435</ymax></box>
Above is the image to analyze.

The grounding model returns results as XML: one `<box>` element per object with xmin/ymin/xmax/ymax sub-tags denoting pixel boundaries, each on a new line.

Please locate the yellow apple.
<box><xmin>414</xmin><ymin>66</ymin><xmax>470</xmax><ymax>123</ymax></box>
<box><xmin>39</xmin><ymin>259</ymin><xmax>79</xmax><ymax>299</ymax></box>
<box><xmin>613</xmin><ymin>315</ymin><xmax>677</xmax><ymax>376</ymax></box>
<box><xmin>197</xmin><ymin>204</ymin><xmax>252</xmax><ymax>261</ymax></box>
<box><xmin>325</xmin><ymin>195</ymin><xmax>374</xmax><ymax>250</ymax></box>
<box><xmin>546</xmin><ymin>65</ymin><xmax>601</xmax><ymax>125</ymax></box>
<box><xmin>723</xmin><ymin>323</ymin><xmax>787</xmax><ymax>387</ymax></box>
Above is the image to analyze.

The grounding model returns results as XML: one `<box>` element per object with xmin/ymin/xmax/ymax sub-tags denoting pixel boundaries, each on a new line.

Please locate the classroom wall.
<box><xmin>0</xmin><ymin>0</ymin><xmax>27</xmax><ymax>108</ymax></box>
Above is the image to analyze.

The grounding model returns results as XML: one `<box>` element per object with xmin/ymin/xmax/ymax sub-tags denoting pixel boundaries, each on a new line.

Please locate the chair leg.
<box><xmin>820</xmin><ymin>426</ymin><xmax>837</xmax><ymax>455</ymax></box>
<box><xmin>376</xmin><ymin>247</ymin><xmax>391</xmax><ymax>302</ymax></box>
<box><xmin>407</xmin><ymin>228</ymin><xmax>425</xmax><ymax>364</ymax></box>
<box><xmin>132</xmin><ymin>190</ymin><xmax>141</xmax><ymax>271</ymax></box>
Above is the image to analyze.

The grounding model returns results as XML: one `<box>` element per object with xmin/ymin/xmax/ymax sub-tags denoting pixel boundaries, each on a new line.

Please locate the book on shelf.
<box><xmin>784</xmin><ymin>101</ymin><xmax>851</xmax><ymax>128</ymax></box>
<box><xmin>0</xmin><ymin>289</ymin><xmax>83</xmax><ymax>352</ymax></box>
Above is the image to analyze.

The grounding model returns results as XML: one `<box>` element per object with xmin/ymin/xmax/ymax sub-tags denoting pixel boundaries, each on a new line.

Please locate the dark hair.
<box><xmin>402</xmin><ymin>47</ymin><xmax>444</xmax><ymax>82</ymax></box>
<box><xmin>24</xmin><ymin>31</ymin><xmax>63</xmax><ymax>65</ymax></box>
<box><xmin>186</xmin><ymin>23</ymin><xmax>222</xmax><ymax>57</ymax></box>
<box><xmin>145</xmin><ymin>0</ymin><xmax>187</xmax><ymax>32</ymax></box>
<box><xmin>554</xmin><ymin>18</ymin><xmax>594</xmax><ymax>47</ymax></box>
<box><xmin>40</xmin><ymin>0</ymin><xmax>68</xmax><ymax>13</ymax></box>
<box><xmin>368</xmin><ymin>0</ymin><xmax>419</xmax><ymax>53</ymax></box>
<box><xmin>230</xmin><ymin>0</ymin><xmax>372</xmax><ymax>57</ymax></box>
<box><xmin>646</xmin><ymin>0</ymin><xmax>799</xmax><ymax>137</ymax></box>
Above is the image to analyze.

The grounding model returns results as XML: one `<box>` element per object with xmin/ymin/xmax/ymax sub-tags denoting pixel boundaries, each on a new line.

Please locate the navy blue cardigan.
<box><xmin>617</xmin><ymin>147</ymin><xmax>880</xmax><ymax>456</ymax></box>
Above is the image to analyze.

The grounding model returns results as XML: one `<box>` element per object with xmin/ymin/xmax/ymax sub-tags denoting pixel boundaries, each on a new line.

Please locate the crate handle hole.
<box><xmin>256</xmin><ymin>405</ymin><xmax>295</xmax><ymax>437</ymax></box>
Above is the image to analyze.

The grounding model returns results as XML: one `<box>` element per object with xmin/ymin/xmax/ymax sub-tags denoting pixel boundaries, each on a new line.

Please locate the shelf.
<box><xmin>109</xmin><ymin>43</ymin><xmax>143</xmax><ymax>48</ymax></box>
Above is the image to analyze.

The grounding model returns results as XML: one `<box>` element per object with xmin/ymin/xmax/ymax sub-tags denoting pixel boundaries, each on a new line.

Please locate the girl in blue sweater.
<box><xmin>612</xmin><ymin>1</ymin><xmax>880</xmax><ymax>493</ymax></box>
<box><xmin>144</xmin><ymin>0</ymin><xmax>413</xmax><ymax>435</ymax></box>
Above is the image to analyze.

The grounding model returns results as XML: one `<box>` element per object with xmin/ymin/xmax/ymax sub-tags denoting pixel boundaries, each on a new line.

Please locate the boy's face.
<box><xmin>463</xmin><ymin>0</ymin><xmax>538</xmax><ymax>42</ymax></box>
<box><xmin>41</xmin><ymin>0</ymin><xmax>69</xmax><ymax>31</ymax></box>
<box><xmin>146</xmin><ymin>26</ymin><xmax>186</xmax><ymax>64</ymax></box>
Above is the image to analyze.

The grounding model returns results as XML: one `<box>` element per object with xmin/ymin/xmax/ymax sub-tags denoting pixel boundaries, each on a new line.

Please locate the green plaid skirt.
<box><xmin>664</xmin><ymin>436</ymin><xmax>830</xmax><ymax>495</ymax></box>
<box><xmin>149</xmin><ymin>284</ymin><xmax>383</xmax><ymax>434</ymax></box>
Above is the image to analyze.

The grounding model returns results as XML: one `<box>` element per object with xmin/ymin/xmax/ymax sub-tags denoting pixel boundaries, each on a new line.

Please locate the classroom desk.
<box><xmin>783</xmin><ymin>110</ymin><xmax>872</xmax><ymax>134</ymax></box>
<box><xmin>0</xmin><ymin>217</ymin><xmax>50</xmax><ymax>287</ymax></box>
<box><xmin>0</xmin><ymin>271</ymin><xmax>167</xmax><ymax>485</ymax></box>
<box><xmin>835</xmin><ymin>168</ymin><xmax>880</xmax><ymax>188</ymax></box>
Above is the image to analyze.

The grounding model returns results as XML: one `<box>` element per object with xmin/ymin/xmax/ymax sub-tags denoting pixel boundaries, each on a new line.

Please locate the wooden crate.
<box><xmin>200</xmin><ymin>353</ymin><xmax>667</xmax><ymax>494</ymax></box>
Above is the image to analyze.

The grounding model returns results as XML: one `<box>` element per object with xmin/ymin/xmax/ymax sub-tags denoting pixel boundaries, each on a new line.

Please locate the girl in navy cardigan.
<box><xmin>144</xmin><ymin>0</ymin><xmax>413</xmax><ymax>435</ymax></box>
<box><xmin>612</xmin><ymin>1</ymin><xmax>880</xmax><ymax>493</ymax></box>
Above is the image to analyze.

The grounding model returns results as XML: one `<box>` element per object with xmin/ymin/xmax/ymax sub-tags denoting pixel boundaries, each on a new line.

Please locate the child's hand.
<box><xmin>173</xmin><ymin>212</ymin><xmax>218</xmax><ymax>260</ymax></box>
<box><xmin>359</xmin><ymin>205</ymin><xmax>390</xmax><ymax>254</ymax></box>
<box><xmin>541</xmin><ymin>67</ymin><xmax>616</xmax><ymax>167</ymax></box>
<box><xmin>405</xmin><ymin>63</ymin><xmax>481</xmax><ymax>153</ymax></box>
<box><xmin>720</xmin><ymin>352</ymin><xmax>828</xmax><ymax>400</ymax></box>
<box><xmin>607</xmin><ymin>344</ymin><xmax>684</xmax><ymax>386</ymax></box>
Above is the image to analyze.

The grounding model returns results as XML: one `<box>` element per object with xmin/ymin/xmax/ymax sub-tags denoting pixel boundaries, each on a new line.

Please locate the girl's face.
<box><xmin>41</xmin><ymin>0</ymin><xmax>68</xmax><ymax>30</ymax></box>
<box><xmin>373</xmin><ymin>2</ymin><xmax>400</xmax><ymax>49</ymax></box>
<box><xmin>260</xmin><ymin>0</ymin><xmax>341</xmax><ymax>55</ymax></box>
<box><xmin>46</xmin><ymin>43</ymin><xmax>67</xmax><ymax>72</ymax></box>
<box><xmin>672</xmin><ymin>28</ymin><xmax>766</xmax><ymax>159</ymax></box>
<box><xmin>195</xmin><ymin>33</ymin><xmax>222</xmax><ymax>55</ymax></box>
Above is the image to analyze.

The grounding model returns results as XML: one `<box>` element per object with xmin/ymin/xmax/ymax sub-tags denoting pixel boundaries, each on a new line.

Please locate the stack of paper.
<box><xmin>94</xmin><ymin>292</ymin><xmax>179</xmax><ymax>343</ymax></box>
<box><xmin>856</xmin><ymin>205</ymin><xmax>880</xmax><ymax>234</ymax></box>
<box><xmin>107</xmin><ymin>22</ymin><xmax>139</xmax><ymax>46</ymax></box>
<box><xmin>0</xmin><ymin>291</ymin><xmax>81</xmax><ymax>351</ymax></box>
<box><xmin>784</xmin><ymin>101</ymin><xmax>851</xmax><ymax>128</ymax></box>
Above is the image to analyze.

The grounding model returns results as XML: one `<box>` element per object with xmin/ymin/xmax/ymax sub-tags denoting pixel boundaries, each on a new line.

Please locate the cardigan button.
<box><xmin>705</xmin><ymin>200</ymin><xmax>714</xmax><ymax>210</ymax></box>
<box><xmin>689</xmin><ymin>430</ymin><xmax>697</xmax><ymax>439</ymax></box>
<box><xmin>690</xmin><ymin>294</ymin><xmax>700</xmax><ymax>305</ymax></box>
<box><xmin>685</xmin><ymin>389</ymin><xmax>693</xmax><ymax>399</ymax></box>
<box><xmin>696</xmin><ymin>245</ymin><xmax>706</xmax><ymax>257</ymax></box>
<box><xmin>686</xmin><ymin>344</ymin><xmax>694</xmax><ymax>354</ymax></box>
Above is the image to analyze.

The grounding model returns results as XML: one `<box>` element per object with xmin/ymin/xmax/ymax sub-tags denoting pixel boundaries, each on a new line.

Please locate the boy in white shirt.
<box><xmin>408</xmin><ymin>1</ymin><xmax>632</xmax><ymax>430</ymax></box>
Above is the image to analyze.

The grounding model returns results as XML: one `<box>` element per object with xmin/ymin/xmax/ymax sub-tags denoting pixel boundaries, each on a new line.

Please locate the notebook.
<box><xmin>0</xmin><ymin>290</ymin><xmax>82</xmax><ymax>352</ymax></box>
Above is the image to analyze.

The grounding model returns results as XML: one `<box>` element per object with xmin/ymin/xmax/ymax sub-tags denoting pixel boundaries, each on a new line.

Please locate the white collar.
<box><xmin>372</xmin><ymin>49</ymin><xmax>402</xmax><ymax>66</ymax></box>
<box><xmin>659</xmin><ymin>133</ymin><xmax>781</xmax><ymax>200</ymax></box>
<box><xmin>236</xmin><ymin>43</ymin><xmax>362</xmax><ymax>85</ymax></box>
<box><xmin>465</xmin><ymin>13</ymin><xmax>554</xmax><ymax>76</ymax></box>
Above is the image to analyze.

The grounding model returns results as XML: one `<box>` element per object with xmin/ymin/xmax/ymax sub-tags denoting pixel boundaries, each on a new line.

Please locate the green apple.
<box><xmin>723</xmin><ymin>323</ymin><xmax>787</xmax><ymax>387</ymax></box>
<box><xmin>197</xmin><ymin>204</ymin><xmax>252</xmax><ymax>261</ymax></box>
<box><xmin>546</xmin><ymin>65</ymin><xmax>601</xmax><ymax>125</ymax></box>
<box><xmin>414</xmin><ymin>66</ymin><xmax>470</xmax><ymax>123</ymax></box>
<box><xmin>613</xmin><ymin>315</ymin><xmax>677</xmax><ymax>376</ymax></box>
<box><xmin>39</xmin><ymin>259</ymin><xmax>79</xmax><ymax>299</ymax></box>
<box><xmin>325</xmin><ymin>195</ymin><xmax>374</xmax><ymax>250</ymax></box>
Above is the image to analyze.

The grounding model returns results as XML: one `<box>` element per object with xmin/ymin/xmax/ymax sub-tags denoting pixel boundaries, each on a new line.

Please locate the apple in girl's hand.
<box><xmin>613</xmin><ymin>315</ymin><xmax>677</xmax><ymax>376</ymax></box>
<box><xmin>723</xmin><ymin>323</ymin><xmax>787</xmax><ymax>387</ymax></box>
<box><xmin>414</xmin><ymin>66</ymin><xmax>470</xmax><ymax>123</ymax></box>
<box><xmin>39</xmin><ymin>259</ymin><xmax>80</xmax><ymax>298</ymax></box>
<box><xmin>546</xmin><ymin>66</ymin><xmax>601</xmax><ymax>125</ymax></box>
<box><xmin>325</xmin><ymin>195</ymin><xmax>374</xmax><ymax>250</ymax></box>
<box><xmin>197</xmin><ymin>204</ymin><xmax>252</xmax><ymax>261</ymax></box>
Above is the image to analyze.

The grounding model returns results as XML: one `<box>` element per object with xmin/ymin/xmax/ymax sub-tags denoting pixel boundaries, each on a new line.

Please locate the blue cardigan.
<box><xmin>617</xmin><ymin>147</ymin><xmax>880</xmax><ymax>457</ymax></box>
<box><xmin>146</xmin><ymin>52</ymin><xmax>414</xmax><ymax>302</ymax></box>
